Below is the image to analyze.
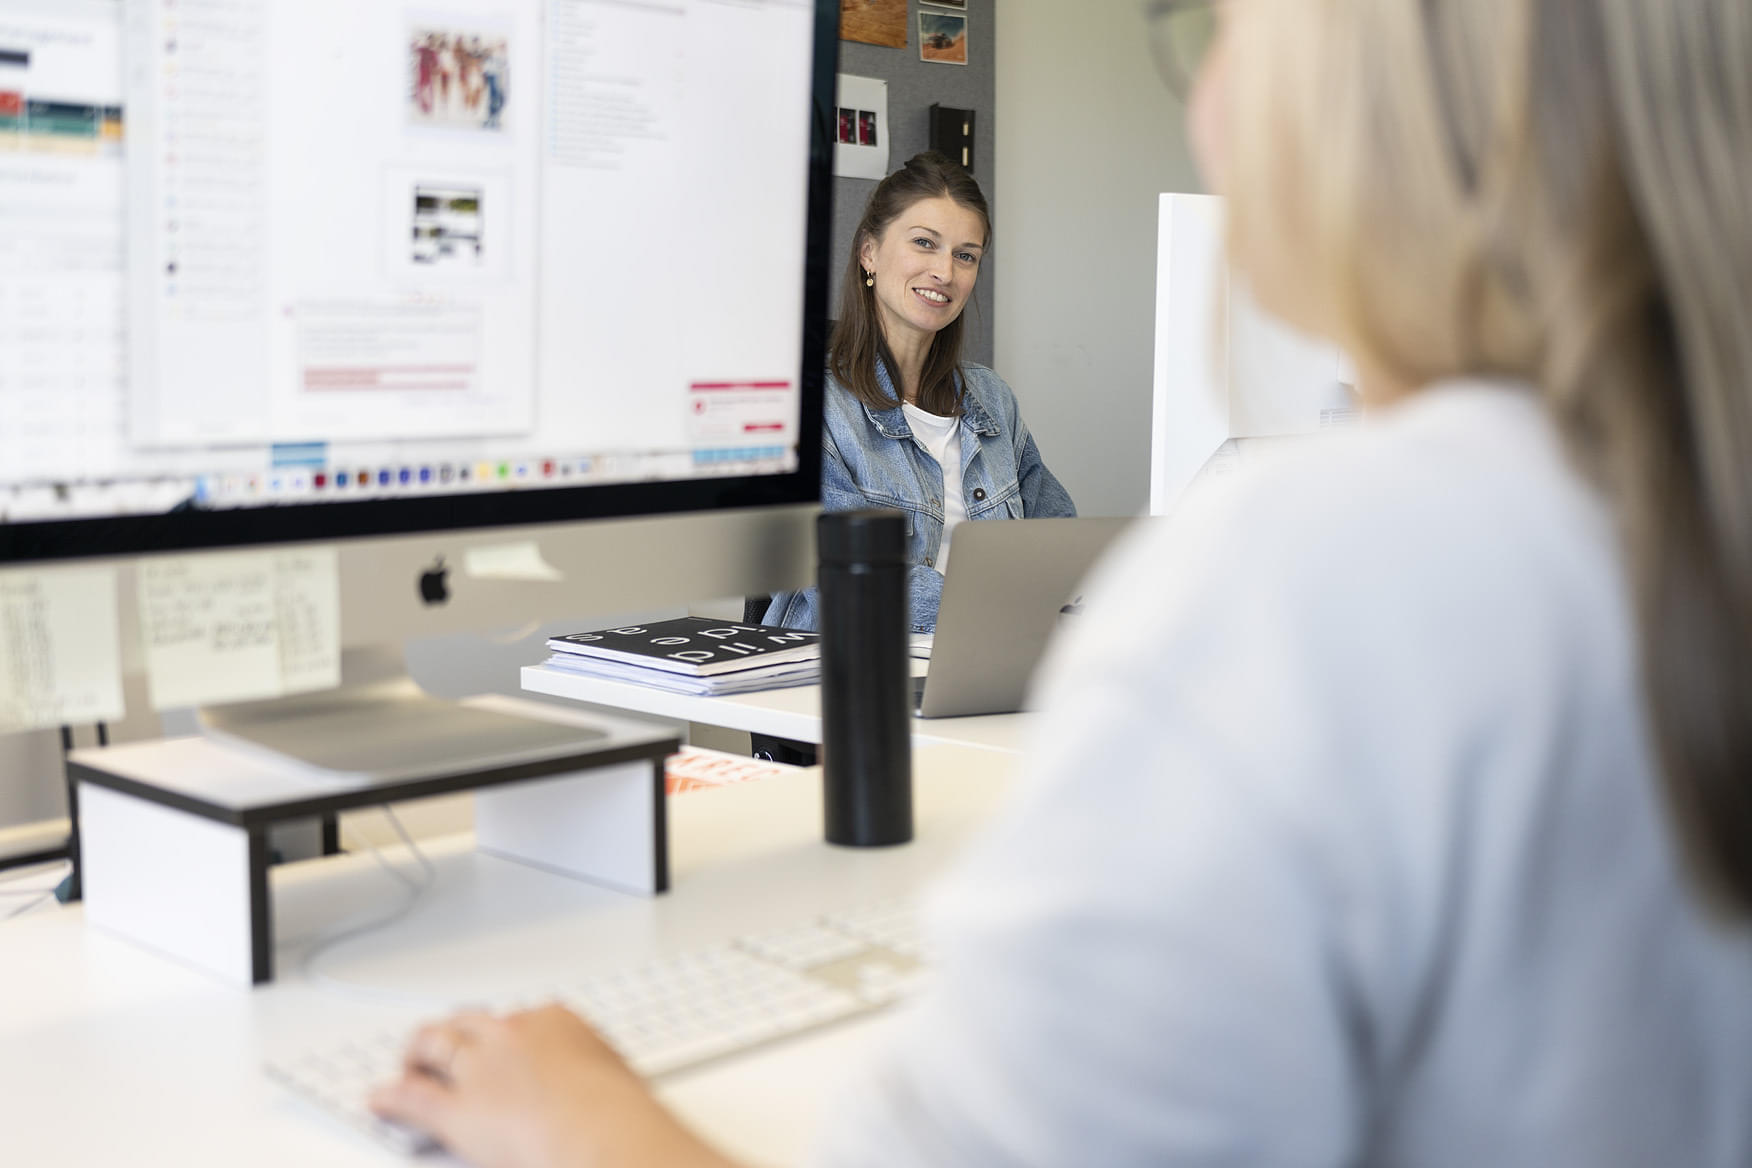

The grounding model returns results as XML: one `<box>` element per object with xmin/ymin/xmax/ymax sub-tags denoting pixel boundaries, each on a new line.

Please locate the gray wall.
<box><xmin>993</xmin><ymin>1</ymin><xmax>1204</xmax><ymax>518</ymax></box>
<box><xmin>833</xmin><ymin>0</ymin><xmax>996</xmax><ymax>366</ymax></box>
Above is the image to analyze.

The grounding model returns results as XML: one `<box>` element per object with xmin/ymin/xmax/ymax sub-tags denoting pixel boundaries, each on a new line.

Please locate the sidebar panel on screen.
<box><xmin>537</xmin><ymin>0</ymin><xmax>812</xmax><ymax>473</ymax></box>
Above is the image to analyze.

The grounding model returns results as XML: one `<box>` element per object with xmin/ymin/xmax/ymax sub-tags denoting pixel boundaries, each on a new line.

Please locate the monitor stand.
<box><xmin>198</xmin><ymin>646</ymin><xmax>610</xmax><ymax>785</ymax></box>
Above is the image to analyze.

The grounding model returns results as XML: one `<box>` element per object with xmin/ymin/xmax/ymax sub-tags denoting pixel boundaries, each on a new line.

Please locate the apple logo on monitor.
<box><xmin>420</xmin><ymin>556</ymin><xmax>450</xmax><ymax>605</ymax></box>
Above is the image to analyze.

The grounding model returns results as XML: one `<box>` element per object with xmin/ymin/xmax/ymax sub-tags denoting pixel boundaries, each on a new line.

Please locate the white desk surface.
<box><xmin>0</xmin><ymin>742</ymin><xmax>1019</xmax><ymax>1168</ymax></box>
<box><xmin>521</xmin><ymin>661</ymin><xmax>1038</xmax><ymax>757</ymax></box>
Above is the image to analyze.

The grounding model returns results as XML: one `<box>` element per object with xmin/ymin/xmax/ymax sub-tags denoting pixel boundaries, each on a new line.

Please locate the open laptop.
<box><xmin>914</xmin><ymin>517</ymin><xmax>1135</xmax><ymax>719</ymax></box>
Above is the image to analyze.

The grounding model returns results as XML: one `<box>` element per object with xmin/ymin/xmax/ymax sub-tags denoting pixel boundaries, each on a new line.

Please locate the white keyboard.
<box><xmin>266</xmin><ymin>900</ymin><xmax>929</xmax><ymax>1155</ymax></box>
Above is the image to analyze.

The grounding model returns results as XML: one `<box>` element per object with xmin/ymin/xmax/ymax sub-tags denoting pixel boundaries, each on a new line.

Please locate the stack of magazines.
<box><xmin>544</xmin><ymin>617</ymin><xmax>821</xmax><ymax>696</ymax></box>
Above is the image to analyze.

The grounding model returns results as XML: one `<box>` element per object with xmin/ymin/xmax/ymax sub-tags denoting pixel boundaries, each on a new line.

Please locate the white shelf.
<box><xmin>520</xmin><ymin>661</ymin><xmax>1039</xmax><ymax>757</ymax></box>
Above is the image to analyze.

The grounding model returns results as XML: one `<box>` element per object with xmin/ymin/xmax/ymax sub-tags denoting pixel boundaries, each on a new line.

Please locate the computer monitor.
<box><xmin>0</xmin><ymin>0</ymin><xmax>836</xmax><ymax>773</ymax></box>
<box><xmin>1150</xmin><ymin>193</ymin><xmax>1357</xmax><ymax>514</ymax></box>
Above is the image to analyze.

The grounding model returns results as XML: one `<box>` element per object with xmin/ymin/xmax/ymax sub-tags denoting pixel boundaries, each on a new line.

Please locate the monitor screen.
<box><xmin>1149</xmin><ymin>193</ymin><xmax>1357</xmax><ymax>515</ymax></box>
<box><xmin>0</xmin><ymin>0</ymin><xmax>832</xmax><ymax>563</ymax></box>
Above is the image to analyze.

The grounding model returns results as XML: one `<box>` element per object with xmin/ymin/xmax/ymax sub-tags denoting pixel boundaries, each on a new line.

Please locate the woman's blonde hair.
<box><xmin>1227</xmin><ymin>0</ymin><xmax>1752</xmax><ymax>912</ymax></box>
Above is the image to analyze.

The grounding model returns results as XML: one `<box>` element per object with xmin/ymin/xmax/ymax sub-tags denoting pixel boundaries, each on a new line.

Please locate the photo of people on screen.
<box><xmin>409</xmin><ymin>29</ymin><xmax>507</xmax><ymax>131</ymax></box>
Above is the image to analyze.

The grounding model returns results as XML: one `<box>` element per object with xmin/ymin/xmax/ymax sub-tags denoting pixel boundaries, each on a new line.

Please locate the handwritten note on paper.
<box><xmin>0</xmin><ymin>566</ymin><xmax>126</xmax><ymax>733</ymax></box>
<box><xmin>274</xmin><ymin>549</ymin><xmax>341</xmax><ymax>694</ymax></box>
<box><xmin>140</xmin><ymin>554</ymin><xmax>281</xmax><ymax>709</ymax></box>
<box><xmin>139</xmin><ymin>549</ymin><xmax>341</xmax><ymax>711</ymax></box>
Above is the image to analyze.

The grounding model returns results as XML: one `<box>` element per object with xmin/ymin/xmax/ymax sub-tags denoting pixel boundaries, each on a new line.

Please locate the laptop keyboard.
<box><xmin>266</xmin><ymin>899</ymin><xmax>929</xmax><ymax>1155</ymax></box>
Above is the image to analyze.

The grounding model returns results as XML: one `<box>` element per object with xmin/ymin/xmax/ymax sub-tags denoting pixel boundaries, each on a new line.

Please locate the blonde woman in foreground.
<box><xmin>373</xmin><ymin>1</ymin><xmax>1752</xmax><ymax>1163</ymax></box>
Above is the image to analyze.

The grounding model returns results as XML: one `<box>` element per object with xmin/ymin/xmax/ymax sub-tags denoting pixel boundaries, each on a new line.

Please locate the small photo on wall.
<box><xmin>834</xmin><ymin>73</ymin><xmax>890</xmax><ymax>179</ymax></box>
<box><xmin>919</xmin><ymin>12</ymin><xmax>968</xmax><ymax>65</ymax></box>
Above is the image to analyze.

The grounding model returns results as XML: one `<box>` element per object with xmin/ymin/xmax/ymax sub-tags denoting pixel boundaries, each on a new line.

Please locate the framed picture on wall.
<box><xmin>919</xmin><ymin>12</ymin><xmax>968</xmax><ymax>65</ymax></box>
<box><xmin>840</xmin><ymin>0</ymin><xmax>907</xmax><ymax>48</ymax></box>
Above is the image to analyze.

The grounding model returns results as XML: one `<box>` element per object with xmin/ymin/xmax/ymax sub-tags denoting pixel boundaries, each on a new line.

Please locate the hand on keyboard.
<box><xmin>370</xmin><ymin>1004</ymin><xmax>736</xmax><ymax>1168</ymax></box>
<box><xmin>268</xmin><ymin>902</ymin><xmax>927</xmax><ymax>1157</ymax></box>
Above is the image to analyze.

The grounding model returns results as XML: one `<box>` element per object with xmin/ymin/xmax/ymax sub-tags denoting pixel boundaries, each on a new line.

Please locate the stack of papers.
<box><xmin>544</xmin><ymin>617</ymin><xmax>821</xmax><ymax>696</ymax></box>
<box><xmin>541</xmin><ymin>652</ymin><xmax>819</xmax><ymax>696</ymax></box>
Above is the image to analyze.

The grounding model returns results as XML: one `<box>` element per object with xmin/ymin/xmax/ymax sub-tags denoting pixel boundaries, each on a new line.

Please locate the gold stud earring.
<box><xmin>864</xmin><ymin>271</ymin><xmax>875</xmax><ymax>287</ymax></box>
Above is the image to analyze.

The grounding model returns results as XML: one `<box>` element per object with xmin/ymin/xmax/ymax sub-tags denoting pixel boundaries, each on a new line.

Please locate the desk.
<box><xmin>0</xmin><ymin>742</ymin><xmax>1018</xmax><ymax>1167</ymax></box>
<box><xmin>521</xmin><ymin>660</ymin><xmax>1038</xmax><ymax>756</ymax></box>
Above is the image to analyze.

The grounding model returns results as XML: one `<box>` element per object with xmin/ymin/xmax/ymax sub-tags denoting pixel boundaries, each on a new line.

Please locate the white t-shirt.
<box><xmin>902</xmin><ymin>402</ymin><xmax>965</xmax><ymax>572</ymax></box>
<box><xmin>814</xmin><ymin>382</ymin><xmax>1752</xmax><ymax>1167</ymax></box>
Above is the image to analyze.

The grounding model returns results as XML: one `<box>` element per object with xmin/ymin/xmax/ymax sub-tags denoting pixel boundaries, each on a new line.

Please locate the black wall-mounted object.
<box><xmin>929</xmin><ymin>103</ymin><xmax>976</xmax><ymax>172</ymax></box>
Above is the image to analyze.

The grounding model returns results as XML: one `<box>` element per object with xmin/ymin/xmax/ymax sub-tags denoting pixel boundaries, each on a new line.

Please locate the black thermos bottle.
<box><xmin>818</xmin><ymin>509</ymin><xmax>913</xmax><ymax>847</ymax></box>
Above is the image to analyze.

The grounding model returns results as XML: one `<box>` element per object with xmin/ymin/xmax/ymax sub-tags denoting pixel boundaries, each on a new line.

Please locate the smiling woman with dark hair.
<box><xmin>762</xmin><ymin>151</ymin><xmax>1075</xmax><ymax>635</ymax></box>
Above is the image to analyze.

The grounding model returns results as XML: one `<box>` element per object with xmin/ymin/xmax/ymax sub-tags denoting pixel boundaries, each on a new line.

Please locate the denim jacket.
<box><xmin>764</xmin><ymin>361</ymin><xmax>1076</xmax><ymax>633</ymax></box>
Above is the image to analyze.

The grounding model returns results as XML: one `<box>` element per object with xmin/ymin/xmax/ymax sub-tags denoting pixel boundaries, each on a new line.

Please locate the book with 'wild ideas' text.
<box><xmin>546</xmin><ymin>617</ymin><xmax>820</xmax><ymax>677</ymax></box>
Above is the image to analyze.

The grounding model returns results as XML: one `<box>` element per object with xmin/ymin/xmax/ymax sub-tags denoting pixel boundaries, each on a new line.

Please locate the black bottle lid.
<box><xmin>817</xmin><ymin>509</ymin><xmax>907</xmax><ymax>566</ymax></box>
